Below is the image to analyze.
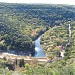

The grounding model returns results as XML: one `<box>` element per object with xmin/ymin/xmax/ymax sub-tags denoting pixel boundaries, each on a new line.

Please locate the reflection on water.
<box><xmin>34</xmin><ymin>36</ymin><xmax>46</xmax><ymax>57</ymax></box>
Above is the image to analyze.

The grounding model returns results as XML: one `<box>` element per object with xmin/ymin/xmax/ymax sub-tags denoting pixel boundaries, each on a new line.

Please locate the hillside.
<box><xmin>0</xmin><ymin>3</ymin><xmax>75</xmax><ymax>75</ymax></box>
<box><xmin>0</xmin><ymin>3</ymin><xmax>75</xmax><ymax>56</ymax></box>
<box><xmin>41</xmin><ymin>21</ymin><xmax>75</xmax><ymax>58</ymax></box>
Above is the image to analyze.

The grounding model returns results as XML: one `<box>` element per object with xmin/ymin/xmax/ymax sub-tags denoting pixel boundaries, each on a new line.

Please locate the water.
<box><xmin>34</xmin><ymin>36</ymin><xmax>46</xmax><ymax>57</ymax></box>
<box><xmin>68</xmin><ymin>24</ymin><xmax>71</xmax><ymax>44</ymax></box>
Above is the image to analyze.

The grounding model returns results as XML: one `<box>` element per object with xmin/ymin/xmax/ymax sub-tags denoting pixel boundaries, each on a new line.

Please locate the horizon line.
<box><xmin>0</xmin><ymin>2</ymin><xmax>74</xmax><ymax>6</ymax></box>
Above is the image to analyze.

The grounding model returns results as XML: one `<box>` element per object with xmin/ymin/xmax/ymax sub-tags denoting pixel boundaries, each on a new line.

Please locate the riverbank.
<box><xmin>0</xmin><ymin>52</ymin><xmax>48</xmax><ymax>62</ymax></box>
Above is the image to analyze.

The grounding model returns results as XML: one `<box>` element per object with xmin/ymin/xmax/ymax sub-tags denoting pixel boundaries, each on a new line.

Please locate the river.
<box><xmin>34</xmin><ymin>36</ymin><xmax>46</xmax><ymax>57</ymax></box>
<box><xmin>0</xmin><ymin>36</ymin><xmax>46</xmax><ymax>57</ymax></box>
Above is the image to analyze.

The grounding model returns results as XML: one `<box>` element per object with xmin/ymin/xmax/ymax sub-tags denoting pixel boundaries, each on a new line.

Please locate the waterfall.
<box><xmin>68</xmin><ymin>24</ymin><xmax>71</xmax><ymax>44</ymax></box>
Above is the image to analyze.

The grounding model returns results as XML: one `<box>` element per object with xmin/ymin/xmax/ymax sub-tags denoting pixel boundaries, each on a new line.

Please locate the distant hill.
<box><xmin>0</xmin><ymin>3</ymin><xmax>75</xmax><ymax>26</ymax></box>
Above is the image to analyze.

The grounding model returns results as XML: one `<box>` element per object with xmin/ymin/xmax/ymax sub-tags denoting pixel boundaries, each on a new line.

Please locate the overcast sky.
<box><xmin>0</xmin><ymin>0</ymin><xmax>75</xmax><ymax>5</ymax></box>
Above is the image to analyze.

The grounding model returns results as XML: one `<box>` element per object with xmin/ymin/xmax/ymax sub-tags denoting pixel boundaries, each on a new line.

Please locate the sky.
<box><xmin>0</xmin><ymin>0</ymin><xmax>75</xmax><ymax>5</ymax></box>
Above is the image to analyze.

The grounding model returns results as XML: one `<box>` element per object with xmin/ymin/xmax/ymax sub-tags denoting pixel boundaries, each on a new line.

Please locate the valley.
<box><xmin>0</xmin><ymin>3</ymin><xmax>75</xmax><ymax>75</ymax></box>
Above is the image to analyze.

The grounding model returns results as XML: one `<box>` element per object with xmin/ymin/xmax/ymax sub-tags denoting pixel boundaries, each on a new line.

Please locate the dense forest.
<box><xmin>0</xmin><ymin>3</ymin><xmax>75</xmax><ymax>75</ymax></box>
<box><xmin>0</xmin><ymin>3</ymin><xmax>75</xmax><ymax>54</ymax></box>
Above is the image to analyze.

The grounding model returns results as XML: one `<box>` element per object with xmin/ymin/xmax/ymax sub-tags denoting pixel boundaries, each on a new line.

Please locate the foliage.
<box><xmin>0</xmin><ymin>3</ymin><xmax>75</xmax><ymax>75</ymax></box>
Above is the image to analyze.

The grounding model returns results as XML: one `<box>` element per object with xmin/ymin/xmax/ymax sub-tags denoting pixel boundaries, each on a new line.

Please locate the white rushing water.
<box><xmin>68</xmin><ymin>24</ymin><xmax>71</xmax><ymax>44</ymax></box>
<box><xmin>34</xmin><ymin>36</ymin><xmax>46</xmax><ymax>57</ymax></box>
<box><xmin>60</xmin><ymin>24</ymin><xmax>71</xmax><ymax>57</ymax></box>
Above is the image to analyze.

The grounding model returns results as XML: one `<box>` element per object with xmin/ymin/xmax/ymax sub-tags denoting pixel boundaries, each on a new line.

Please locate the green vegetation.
<box><xmin>0</xmin><ymin>3</ymin><xmax>49</xmax><ymax>55</ymax></box>
<box><xmin>0</xmin><ymin>2</ymin><xmax>75</xmax><ymax>75</ymax></box>
<box><xmin>0</xmin><ymin>58</ymin><xmax>75</xmax><ymax>75</ymax></box>
<box><xmin>41</xmin><ymin>21</ymin><xmax>75</xmax><ymax>58</ymax></box>
<box><xmin>0</xmin><ymin>3</ymin><xmax>75</xmax><ymax>55</ymax></box>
